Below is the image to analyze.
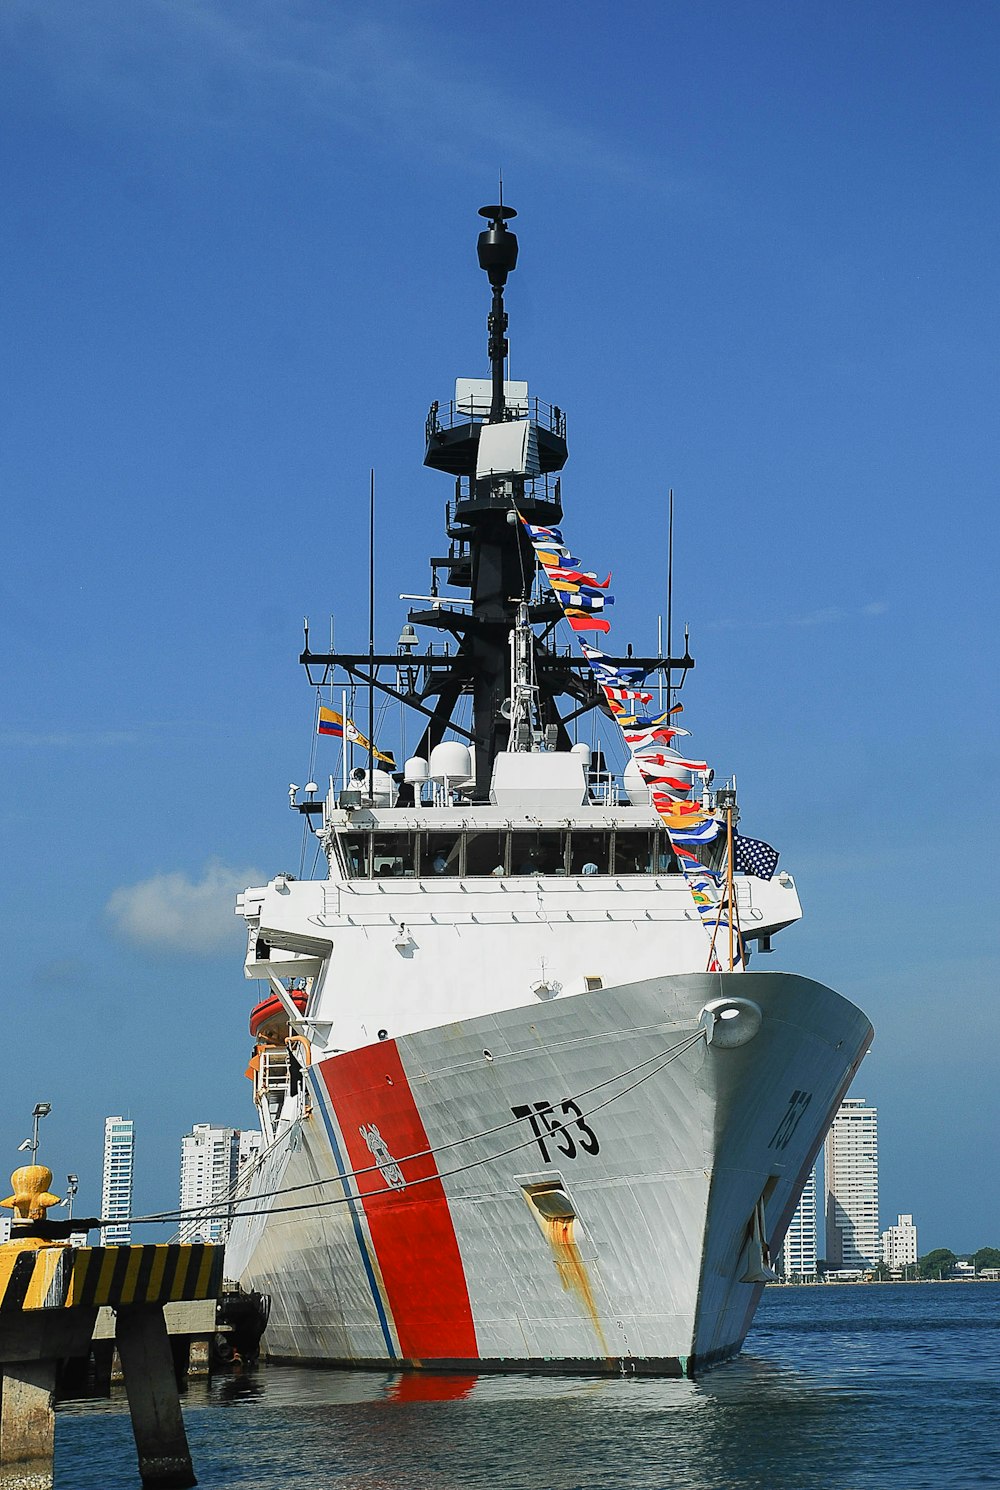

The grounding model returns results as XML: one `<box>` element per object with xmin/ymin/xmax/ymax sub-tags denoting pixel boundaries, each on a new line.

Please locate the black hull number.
<box><xmin>511</xmin><ymin>1100</ymin><xmax>600</xmax><ymax>1163</ymax></box>
<box><xmin>768</xmin><ymin>1090</ymin><xmax>813</xmax><ymax>1151</ymax></box>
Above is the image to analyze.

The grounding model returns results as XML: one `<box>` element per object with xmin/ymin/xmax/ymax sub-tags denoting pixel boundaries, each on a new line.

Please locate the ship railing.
<box><xmin>427</xmin><ymin>396</ymin><xmax>566</xmax><ymax>441</ymax></box>
<box><xmin>448</xmin><ymin>472</ymin><xmax>563</xmax><ymax>511</ymax></box>
<box><xmin>439</xmin><ymin>521</ymin><xmax>472</xmax><ymax>554</ymax></box>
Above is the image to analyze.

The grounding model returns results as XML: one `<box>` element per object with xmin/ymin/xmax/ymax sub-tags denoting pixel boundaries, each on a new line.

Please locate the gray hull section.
<box><xmin>229</xmin><ymin>971</ymin><xmax>872</xmax><ymax>1375</ymax></box>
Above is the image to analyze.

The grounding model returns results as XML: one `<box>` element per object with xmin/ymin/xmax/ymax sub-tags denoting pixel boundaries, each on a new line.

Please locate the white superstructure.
<box><xmin>825</xmin><ymin>1098</ymin><xmax>880</xmax><ymax>1269</ymax></box>
<box><xmin>100</xmin><ymin>1115</ymin><xmax>135</xmax><ymax>1245</ymax></box>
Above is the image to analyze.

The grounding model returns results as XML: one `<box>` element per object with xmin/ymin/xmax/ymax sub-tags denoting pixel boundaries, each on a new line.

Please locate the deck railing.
<box><xmin>427</xmin><ymin>396</ymin><xmax>566</xmax><ymax>442</ymax></box>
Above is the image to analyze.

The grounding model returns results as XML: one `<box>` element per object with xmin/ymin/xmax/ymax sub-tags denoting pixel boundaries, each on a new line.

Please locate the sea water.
<box><xmin>55</xmin><ymin>1283</ymin><xmax>1000</xmax><ymax>1489</ymax></box>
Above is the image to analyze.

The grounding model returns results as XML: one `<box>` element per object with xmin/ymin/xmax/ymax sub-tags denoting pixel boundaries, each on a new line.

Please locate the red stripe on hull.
<box><xmin>318</xmin><ymin>1043</ymin><xmax>478</xmax><ymax>1361</ymax></box>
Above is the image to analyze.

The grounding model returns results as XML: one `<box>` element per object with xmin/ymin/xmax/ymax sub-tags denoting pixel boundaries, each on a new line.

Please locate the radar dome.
<box><xmin>623</xmin><ymin>760</ymin><xmax>651</xmax><ymax>806</ymax></box>
<box><xmin>350</xmin><ymin>767</ymin><xmax>397</xmax><ymax>807</ymax></box>
<box><xmin>429</xmin><ymin>742</ymin><xmax>474</xmax><ymax>784</ymax></box>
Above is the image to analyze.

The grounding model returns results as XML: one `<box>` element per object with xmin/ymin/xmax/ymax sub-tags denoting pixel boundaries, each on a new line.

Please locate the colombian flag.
<box><xmin>317</xmin><ymin>707</ymin><xmax>396</xmax><ymax>768</ymax></box>
<box><xmin>318</xmin><ymin>707</ymin><xmax>345</xmax><ymax>738</ymax></box>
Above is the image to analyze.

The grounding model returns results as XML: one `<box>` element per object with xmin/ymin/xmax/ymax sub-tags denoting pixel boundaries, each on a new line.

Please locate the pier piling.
<box><xmin>115</xmin><ymin>1307</ymin><xmax>195</xmax><ymax>1489</ymax></box>
<box><xmin>0</xmin><ymin>1358</ymin><xmax>57</xmax><ymax>1490</ymax></box>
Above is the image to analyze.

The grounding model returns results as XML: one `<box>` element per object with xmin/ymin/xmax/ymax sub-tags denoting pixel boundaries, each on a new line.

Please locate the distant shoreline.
<box><xmin>770</xmin><ymin>1276</ymin><xmax>998</xmax><ymax>1287</ymax></box>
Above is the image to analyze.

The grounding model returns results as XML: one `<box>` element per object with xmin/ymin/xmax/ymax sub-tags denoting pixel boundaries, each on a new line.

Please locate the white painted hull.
<box><xmin>227</xmin><ymin>970</ymin><xmax>872</xmax><ymax>1375</ymax></box>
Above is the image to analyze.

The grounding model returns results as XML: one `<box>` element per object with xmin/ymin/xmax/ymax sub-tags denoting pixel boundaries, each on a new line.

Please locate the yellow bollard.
<box><xmin>0</xmin><ymin>1167</ymin><xmax>88</xmax><ymax>1490</ymax></box>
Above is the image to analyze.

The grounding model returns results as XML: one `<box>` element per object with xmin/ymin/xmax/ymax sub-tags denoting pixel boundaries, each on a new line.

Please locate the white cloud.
<box><xmin>3</xmin><ymin>0</ymin><xmax>663</xmax><ymax>187</ymax></box>
<box><xmin>710</xmin><ymin>601</ymin><xmax>888</xmax><ymax>632</ymax></box>
<box><xmin>1</xmin><ymin>730</ymin><xmax>139</xmax><ymax>747</ymax></box>
<box><xmin>791</xmin><ymin>600</ymin><xmax>888</xmax><ymax>627</ymax></box>
<box><xmin>106</xmin><ymin>858</ymin><xmax>260</xmax><ymax>955</ymax></box>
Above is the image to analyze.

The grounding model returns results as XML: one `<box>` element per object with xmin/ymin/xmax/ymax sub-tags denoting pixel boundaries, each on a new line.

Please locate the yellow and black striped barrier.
<box><xmin>1</xmin><ymin>1165</ymin><xmax>223</xmax><ymax>1490</ymax></box>
<box><xmin>0</xmin><ymin>1241</ymin><xmax>224</xmax><ymax>1315</ymax></box>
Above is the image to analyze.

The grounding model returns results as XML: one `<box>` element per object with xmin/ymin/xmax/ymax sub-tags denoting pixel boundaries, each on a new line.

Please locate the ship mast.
<box><xmin>418</xmin><ymin>202</ymin><xmax>570</xmax><ymax>796</ymax></box>
<box><xmin>301</xmin><ymin>205</ymin><xmax>693</xmax><ymax>801</ymax></box>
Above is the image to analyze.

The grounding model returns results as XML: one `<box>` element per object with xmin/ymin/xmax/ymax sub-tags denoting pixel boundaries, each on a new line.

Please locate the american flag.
<box><xmin>734</xmin><ymin>833</ymin><xmax>780</xmax><ymax>880</ymax></box>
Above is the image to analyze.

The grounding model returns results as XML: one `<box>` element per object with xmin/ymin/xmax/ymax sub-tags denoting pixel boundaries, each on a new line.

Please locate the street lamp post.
<box><xmin>17</xmin><ymin>1101</ymin><xmax>52</xmax><ymax>1159</ymax></box>
<box><xmin>65</xmin><ymin>1174</ymin><xmax>79</xmax><ymax>1219</ymax></box>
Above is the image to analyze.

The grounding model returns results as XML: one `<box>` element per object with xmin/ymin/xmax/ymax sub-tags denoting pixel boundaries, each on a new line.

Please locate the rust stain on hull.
<box><xmin>541</xmin><ymin>1216</ymin><xmax>611</xmax><ymax>1357</ymax></box>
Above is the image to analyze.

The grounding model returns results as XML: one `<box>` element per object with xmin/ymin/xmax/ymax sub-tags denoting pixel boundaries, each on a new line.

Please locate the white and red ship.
<box><xmin>224</xmin><ymin>206</ymin><xmax>872</xmax><ymax>1375</ymax></box>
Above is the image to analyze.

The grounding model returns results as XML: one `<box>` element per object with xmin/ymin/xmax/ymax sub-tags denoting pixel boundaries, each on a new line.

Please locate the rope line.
<box><xmin>105</xmin><ymin>1025</ymin><xmax>707</xmax><ymax>1228</ymax></box>
<box><xmin>236</xmin><ymin>1025</ymin><xmax>705</xmax><ymax>1222</ymax></box>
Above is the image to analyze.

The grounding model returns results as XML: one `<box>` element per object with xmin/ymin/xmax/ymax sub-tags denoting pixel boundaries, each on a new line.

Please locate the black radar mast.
<box><xmin>477</xmin><ymin>204</ymin><xmax>518</xmax><ymax>423</ymax></box>
<box><xmin>305</xmin><ymin>205</ymin><xmax>691</xmax><ymax>804</ymax></box>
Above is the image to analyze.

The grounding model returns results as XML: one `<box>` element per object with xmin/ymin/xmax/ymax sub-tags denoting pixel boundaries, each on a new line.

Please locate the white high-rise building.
<box><xmin>882</xmin><ymin>1213</ymin><xmax>918</xmax><ymax>1270</ymax></box>
<box><xmin>101</xmin><ymin>1116</ymin><xmax>135</xmax><ymax>1245</ymax></box>
<box><xmin>179</xmin><ymin>1125</ymin><xmax>263</xmax><ymax>1243</ymax></box>
<box><xmin>824</xmin><ymin>1097</ymin><xmax>879</xmax><ymax>1269</ymax></box>
<box><xmin>238</xmin><ymin>1129</ymin><xmax>263</xmax><ymax>1173</ymax></box>
<box><xmin>779</xmin><ymin>1165</ymin><xmax>818</xmax><ymax>1279</ymax></box>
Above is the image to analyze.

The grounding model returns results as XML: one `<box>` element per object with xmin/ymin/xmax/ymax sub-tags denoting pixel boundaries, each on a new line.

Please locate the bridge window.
<box><xmin>465</xmin><ymin>830</ymin><xmax>508</xmax><ymax>877</ymax></box>
<box><xmin>341</xmin><ymin>834</ymin><xmax>369</xmax><ymax>878</ymax></box>
<box><xmin>510</xmin><ymin>830</ymin><xmax>566</xmax><ymax>876</ymax></box>
<box><xmin>337</xmin><ymin>826</ymin><xmax>681</xmax><ymax>879</ymax></box>
<box><xmin>568</xmin><ymin>831</ymin><xmax>610</xmax><ymax>876</ymax></box>
<box><xmin>613</xmin><ymin>831</ymin><xmax>657</xmax><ymax>875</ymax></box>
<box><xmin>425</xmin><ymin>833</ymin><xmax>463</xmax><ymax>876</ymax></box>
<box><xmin>372</xmin><ymin>833</ymin><xmax>417</xmax><ymax>878</ymax></box>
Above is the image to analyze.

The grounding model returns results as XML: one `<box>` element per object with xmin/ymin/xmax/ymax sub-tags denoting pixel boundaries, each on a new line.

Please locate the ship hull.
<box><xmin>228</xmin><ymin>970</ymin><xmax>872</xmax><ymax>1376</ymax></box>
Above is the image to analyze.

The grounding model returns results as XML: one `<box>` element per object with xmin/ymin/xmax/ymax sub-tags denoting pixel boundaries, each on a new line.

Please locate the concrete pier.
<box><xmin>1</xmin><ymin>1165</ymin><xmax>224</xmax><ymax>1490</ymax></box>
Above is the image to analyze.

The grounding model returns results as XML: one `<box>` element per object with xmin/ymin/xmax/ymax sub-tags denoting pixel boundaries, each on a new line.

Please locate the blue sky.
<box><xmin>2</xmin><ymin>1</ymin><xmax>996</xmax><ymax>1252</ymax></box>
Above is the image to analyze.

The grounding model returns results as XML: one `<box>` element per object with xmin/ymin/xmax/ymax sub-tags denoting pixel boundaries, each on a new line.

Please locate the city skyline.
<box><xmin>779</xmin><ymin>1104</ymin><xmax>922</xmax><ymax>1279</ymax></box>
<box><xmin>3</xmin><ymin>1098</ymin><xmax>986</xmax><ymax>1268</ymax></box>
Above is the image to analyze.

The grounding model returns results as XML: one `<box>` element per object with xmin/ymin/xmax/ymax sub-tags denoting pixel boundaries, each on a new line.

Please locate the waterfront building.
<box><xmin>881</xmin><ymin>1213</ymin><xmax>918</xmax><ymax>1270</ymax></box>
<box><xmin>779</xmin><ymin>1165</ymin><xmax>818</xmax><ymax>1279</ymax></box>
<box><xmin>0</xmin><ymin>1215</ymin><xmax>10</xmax><ymax>1244</ymax></box>
<box><xmin>101</xmin><ymin>1115</ymin><xmax>135</xmax><ymax>1245</ymax></box>
<box><xmin>179</xmin><ymin>1124</ymin><xmax>262</xmax><ymax>1243</ymax></box>
<box><xmin>824</xmin><ymin>1097</ymin><xmax>879</xmax><ymax>1269</ymax></box>
<box><xmin>238</xmin><ymin>1128</ymin><xmax>263</xmax><ymax>1172</ymax></box>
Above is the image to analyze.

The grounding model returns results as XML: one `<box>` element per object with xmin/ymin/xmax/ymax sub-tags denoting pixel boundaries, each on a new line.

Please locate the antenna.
<box><xmin>477</xmin><ymin>200</ymin><xmax>518</xmax><ymax>422</ymax></box>
<box><xmin>666</xmin><ymin>488</ymin><xmax>674</xmax><ymax>715</ymax></box>
<box><xmin>368</xmin><ymin>468</ymin><xmax>375</xmax><ymax>798</ymax></box>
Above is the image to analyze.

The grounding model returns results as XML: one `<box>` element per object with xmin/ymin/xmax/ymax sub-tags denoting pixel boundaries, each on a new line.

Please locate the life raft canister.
<box><xmin>248</xmin><ymin>988</ymin><xmax>308</xmax><ymax>1039</ymax></box>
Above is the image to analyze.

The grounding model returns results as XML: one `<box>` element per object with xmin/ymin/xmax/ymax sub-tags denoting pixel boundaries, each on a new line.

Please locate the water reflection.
<box><xmin>208</xmin><ymin>1359</ymin><xmax>863</xmax><ymax>1490</ymax></box>
<box><xmin>55</xmin><ymin>1287</ymin><xmax>1000</xmax><ymax>1490</ymax></box>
